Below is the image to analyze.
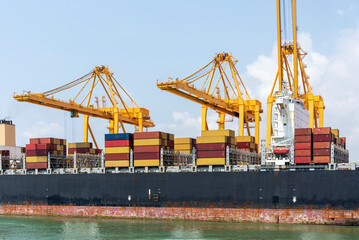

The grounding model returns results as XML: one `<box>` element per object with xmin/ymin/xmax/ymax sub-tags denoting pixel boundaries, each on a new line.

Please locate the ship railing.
<box><xmin>161</xmin><ymin>148</ymin><xmax>195</xmax><ymax>167</ymax></box>
<box><xmin>0</xmin><ymin>154</ymin><xmax>26</xmax><ymax>174</ymax></box>
<box><xmin>227</xmin><ymin>147</ymin><xmax>261</xmax><ymax>166</ymax></box>
<box><xmin>49</xmin><ymin>153</ymin><xmax>103</xmax><ymax>171</ymax></box>
<box><xmin>332</xmin><ymin>143</ymin><xmax>349</xmax><ymax>164</ymax></box>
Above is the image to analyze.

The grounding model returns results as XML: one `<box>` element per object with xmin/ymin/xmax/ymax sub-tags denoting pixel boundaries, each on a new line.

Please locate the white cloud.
<box><xmin>246</xmin><ymin>27</ymin><xmax>359</xmax><ymax>160</ymax></box>
<box><xmin>337</xmin><ymin>9</ymin><xmax>344</xmax><ymax>15</ymax></box>
<box><xmin>22</xmin><ymin>121</ymin><xmax>64</xmax><ymax>142</ymax></box>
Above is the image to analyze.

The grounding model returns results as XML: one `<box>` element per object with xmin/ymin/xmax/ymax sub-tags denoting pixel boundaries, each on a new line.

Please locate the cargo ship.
<box><xmin>1</xmin><ymin>0</ymin><xmax>358</xmax><ymax>226</ymax></box>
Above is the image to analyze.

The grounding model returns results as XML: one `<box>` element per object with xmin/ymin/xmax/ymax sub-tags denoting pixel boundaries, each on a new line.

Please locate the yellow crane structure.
<box><xmin>266</xmin><ymin>0</ymin><xmax>325</xmax><ymax>149</ymax></box>
<box><xmin>157</xmin><ymin>52</ymin><xmax>262</xmax><ymax>145</ymax></box>
<box><xmin>14</xmin><ymin>66</ymin><xmax>154</xmax><ymax>148</ymax></box>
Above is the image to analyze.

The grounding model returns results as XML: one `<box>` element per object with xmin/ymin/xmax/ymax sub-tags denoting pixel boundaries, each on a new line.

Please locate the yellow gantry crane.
<box><xmin>157</xmin><ymin>52</ymin><xmax>262</xmax><ymax>145</ymax></box>
<box><xmin>266</xmin><ymin>0</ymin><xmax>325</xmax><ymax>148</ymax></box>
<box><xmin>14</xmin><ymin>66</ymin><xmax>154</xmax><ymax>148</ymax></box>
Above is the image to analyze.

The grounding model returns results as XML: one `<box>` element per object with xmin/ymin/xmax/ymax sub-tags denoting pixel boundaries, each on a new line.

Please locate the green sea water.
<box><xmin>0</xmin><ymin>215</ymin><xmax>359</xmax><ymax>240</ymax></box>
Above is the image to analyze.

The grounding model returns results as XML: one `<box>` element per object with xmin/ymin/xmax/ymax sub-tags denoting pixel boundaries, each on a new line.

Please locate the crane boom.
<box><xmin>14</xmin><ymin>66</ymin><xmax>154</xmax><ymax>146</ymax></box>
<box><xmin>157</xmin><ymin>53</ymin><xmax>262</xmax><ymax>145</ymax></box>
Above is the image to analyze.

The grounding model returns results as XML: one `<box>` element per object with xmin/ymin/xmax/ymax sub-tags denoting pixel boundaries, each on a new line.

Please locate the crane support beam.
<box><xmin>157</xmin><ymin>81</ymin><xmax>258</xmax><ymax>121</ymax></box>
<box><xmin>13</xmin><ymin>93</ymin><xmax>154</xmax><ymax>128</ymax></box>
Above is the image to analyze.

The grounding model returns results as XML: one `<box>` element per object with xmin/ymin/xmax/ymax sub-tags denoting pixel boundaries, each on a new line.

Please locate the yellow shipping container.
<box><xmin>331</xmin><ymin>129</ymin><xmax>339</xmax><ymax>138</ymax></box>
<box><xmin>134</xmin><ymin>159</ymin><xmax>160</xmax><ymax>167</ymax></box>
<box><xmin>161</xmin><ymin>132</ymin><xmax>168</xmax><ymax>139</ymax></box>
<box><xmin>134</xmin><ymin>139</ymin><xmax>162</xmax><ymax>146</ymax></box>
<box><xmin>26</xmin><ymin>156</ymin><xmax>48</xmax><ymax>163</ymax></box>
<box><xmin>90</xmin><ymin>148</ymin><xmax>96</xmax><ymax>154</ymax></box>
<box><xmin>197</xmin><ymin>158</ymin><xmax>226</xmax><ymax>166</ymax></box>
<box><xmin>174</xmin><ymin>138</ymin><xmax>193</xmax><ymax>144</ymax></box>
<box><xmin>105</xmin><ymin>160</ymin><xmax>129</xmax><ymax>167</ymax></box>
<box><xmin>68</xmin><ymin>142</ymin><xmax>92</xmax><ymax>148</ymax></box>
<box><xmin>201</xmin><ymin>129</ymin><xmax>235</xmax><ymax>137</ymax></box>
<box><xmin>197</xmin><ymin>136</ymin><xmax>228</xmax><ymax>144</ymax></box>
<box><xmin>236</xmin><ymin>136</ymin><xmax>255</xmax><ymax>143</ymax></box>
<box><xmin>105</xmin><ymin>147</ymin><xmax>131</xmax><ymax>154</ymax></box>
<box><xmin>56</xmin><ymin>145</ymin><xmax>62</xmax><ymax>151</ymax></box>
<box><xmin>174</xmin><ymin>145</ymin><xmax>193</xmax><ymax>151</ymax></box>
<box><xmin>54</xmin><ymin>138</ymin><xmax>61</xmax><ymax>145</ymax></box>
<box><xmin>168</xmin><ymin>133</ymin><xmax>174</xmax><ymax>141</ymax></box>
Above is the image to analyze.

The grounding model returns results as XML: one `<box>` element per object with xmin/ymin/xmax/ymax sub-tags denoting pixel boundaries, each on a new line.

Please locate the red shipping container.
<box><xmin>295</xmin><ymin>156</ymin><xmax>311</xmax><ymax>164</ymax></box>
<box><xmin>29</xmin><ymin>138</ymin><xmax>40</xmax><ymax>144</ymax></box>
<box><xmin>294</xmin><ymin>150</ymin><xmax>311</xmax><ymax>157</ymax></box>
<box><xmin>134</xmin><ymin>132</ymin><xmax>163</xmax><ymax>139</ymax></box>
<box><xmin>39</xmin><ymin>138</ymin><xmax>55</xmax><ymax>144</ymax></box>
<box><xmin>295</xmin><ymin>142</ymin><xmax>311</xmax><ymax>150</ymax></box>
<box><xmin>313</xmin><ymin>127</ymin><xmax>331</xmax><ymax>135</ymax></box>
<box><xmin>294</xmin><ymin>135</ymin><xmax>312</xmax><ymax>143</ymax></box>
<box><xmin>68</xmin><ymin>148</ymin><xmax>91</xmax><ymax>154</ymax></box>
<box><xmin>26</xmin><ymin>162</ymin><xmax>47</xmax><ymax>169</ymax></box>
<box><xmin>26</xmin><ymin>150</ymin><xmax>49</xmax><ymax>156</ymax></box>
<box><xmin>313</xmin><ymin>142</ymin><xmax>331</xmax><ymax>149</ymax></box>
<box><xmin>26</xmin><ymin>144</ymin><xmax>54</xmax><ymax>150</ymax></box>
<box><xmin>196</xmin><ymin>143</ymin><xmax>228</xmax><ymax>151</ymax></box>
<box><xmin>313</xmin><ymin>149</ymin><xmax>331</xmax><ymax>156</ymax></box>
<box><xmin>237</xmin><ymin>142</ymin><xmax>251</xmax><ymax>148</ymax></box>
<box><xmin>168</xmin><ymin>140</ymin><xmax>174</xmax><ymax>147</ymax></box>
<box><xmin>105</xmin><ymin>153</ymin><xmax>130</xmax><ymax>161</ymax></box>
<box><xmin>105</xmin><ymin>140</ymin><xmax>132</xmax><ymax>147</ymax></box>
<box><xmin>197</xmin><ymin>150</ymin><xmax>225</xmax><ymax>158</ymax></box>
<box><xmin>295</xmin><ymin>128</ymin><xmax>312</xmax><ymax>136</ymax></box>
<box><xmin>134</xmin><ymin>152</ymin><xmax>160</xmax><ymax>160</ymax></box>
<box><xmin>313</xmin><ymin>156</ymin><xmax>330</xmax><ymax>163</ymax></box>
<box><xmin>313</xmin><ymin>134</ymin><xmax>333</xmax><ymax>142</ymax></box>
<box><xmin>134</xmin><ymin>146</ymin><xmax>162</xmax><ymax>153</ymax></box>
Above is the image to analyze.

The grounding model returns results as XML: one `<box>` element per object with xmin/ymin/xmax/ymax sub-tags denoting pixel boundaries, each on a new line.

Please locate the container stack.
<box><xmin>196</xmin><ymin>130</ymin><xmax>235</xmax><ymax>166</ymax></box>
<box><xmin>294</xmin><ymin>128</ymin><xmax>312</xmax><ymax>164</ymax></box>
<box><xmin>236</xmin><ymin>136</ymin><xmax>256</xmax><ymax>152</ymax></box>
<box><xmin>174</xmin><ymin>138</ymin><xmax>196</xmax><ymax>154</ymax></box>
<box><xmin>26</xmin><ymin>137</ymin><xmax>66</xmax><ymax>169</ymax></box>
<box><xmin>105</xmin><ymin>133</ymin><xmax>133</xmax><ymax>168</ymax></box>
<box><xmin>68</xmin><ymin>142</ymin><xmax>102</xmax><ymax>157</ymax></box>
<box><xmin>133</xmin><ymin>131</ymin><xmax>174</xmax><ymax>167</ymax></box>
<box><xmin>312</xmin><ymin>127</ymin><xmax>333</xmax><ymax>164</ymax></box>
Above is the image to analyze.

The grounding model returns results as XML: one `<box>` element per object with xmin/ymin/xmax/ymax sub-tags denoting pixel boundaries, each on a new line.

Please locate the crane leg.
<box><xmin>114</xmin><ymin>109</ymin><xmax>119</xmax><ymax>134</ymax></box>
<box><xmin>255</xmin><ymin>105</ymin><xmax>260</xmax><ymax>146</ymax></box>
<box><xmin>309</xmin><ymin>99</ymin><xmax>314</xmax><ymax>129</ymax></box>
<box><xmin>139</xmin><ymin>112</ymin><xmax>143</xmax><ymax>132</ymax></box>
<box><xmin>219</xmin><ymin>112</ymin><xmax>225</xmax><ymax>130</ymax></box>
<box><xmin>201</xmin><ymin>105</ymin><xmax>208</xmax><ymax>131</ymax></box>
<box><xmin>266</xmin><ymin>100</ymin><xmax>273</xmax><ymax>149</ymax></box>
<box><xmin>83</xmin><ymin>115</ymin><xmax>89</xmax><ymax>142</ymax></box>
<box><xmin>238</xmin><ymin>103</ymin><xmax>244</xmax><ymax>137</ymax></box>
<box><xmin>318</xmin><ymin>101</ymin><xmax>324</xmax><ymax>128</ymax></box>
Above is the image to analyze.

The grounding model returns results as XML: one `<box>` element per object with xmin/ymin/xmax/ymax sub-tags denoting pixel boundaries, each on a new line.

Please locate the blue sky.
<box><xmin>1</xmin><ymin>0</ymin><xmax>359</xmax><ymax>158</ymax></box>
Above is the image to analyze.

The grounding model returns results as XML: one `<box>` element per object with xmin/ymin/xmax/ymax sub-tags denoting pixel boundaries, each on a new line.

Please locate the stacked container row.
<box><xmin>174</xmin><ymin>138</ymin><xmax>196</xmax><ymax>154</ymax></box>
<box><xmin>68</xmin><ymin>142</ymin><xmax>102</xmax><ymax>156</ymax></box>
<box><xmin>196</xmin><ymin>130</ymin><xmax>235</xmax><ymax>166</ymax></box>
<box><xmin>105</xmin><ymin>133</ymin><xmax>133</xmax><ymax>168</ymax></box>
<box><xmin>294</xmin><ymin>128</ymin><xmax>312</xmax><ymax>164</ymax></box>
<box><xmin>313</xmin><ymin>127</ymin><xmax>333</xmax><ymax>164</ymax></box>
<box><xmin>26</xmin><ymin>138</ymin><xmax>66</xmax><ymax>169</ymax></box>
<box><xmin>133</xmin><ymin>131</ymin><xmax>174</xmax><ymax>167</ymax></box>
<box><xmin>236</xmin><ymin>136</ymin><xmax>257</xmax><ymax>153</ymax></box>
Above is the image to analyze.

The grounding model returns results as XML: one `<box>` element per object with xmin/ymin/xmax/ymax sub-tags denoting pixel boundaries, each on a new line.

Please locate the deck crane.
<box><xmin>14</xmin><ymin>66</ymin><xmax>154</xmax><ymax>148</ymax></box>
<box><xmin>266</xmin><ymin>0</ymin><xmax>325</xmax><ymax>165</ymax></box>
<box><xmin>157</xmin><ymin>52</ymin><xmax>263</xmax><ymax>145</ymax></box>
